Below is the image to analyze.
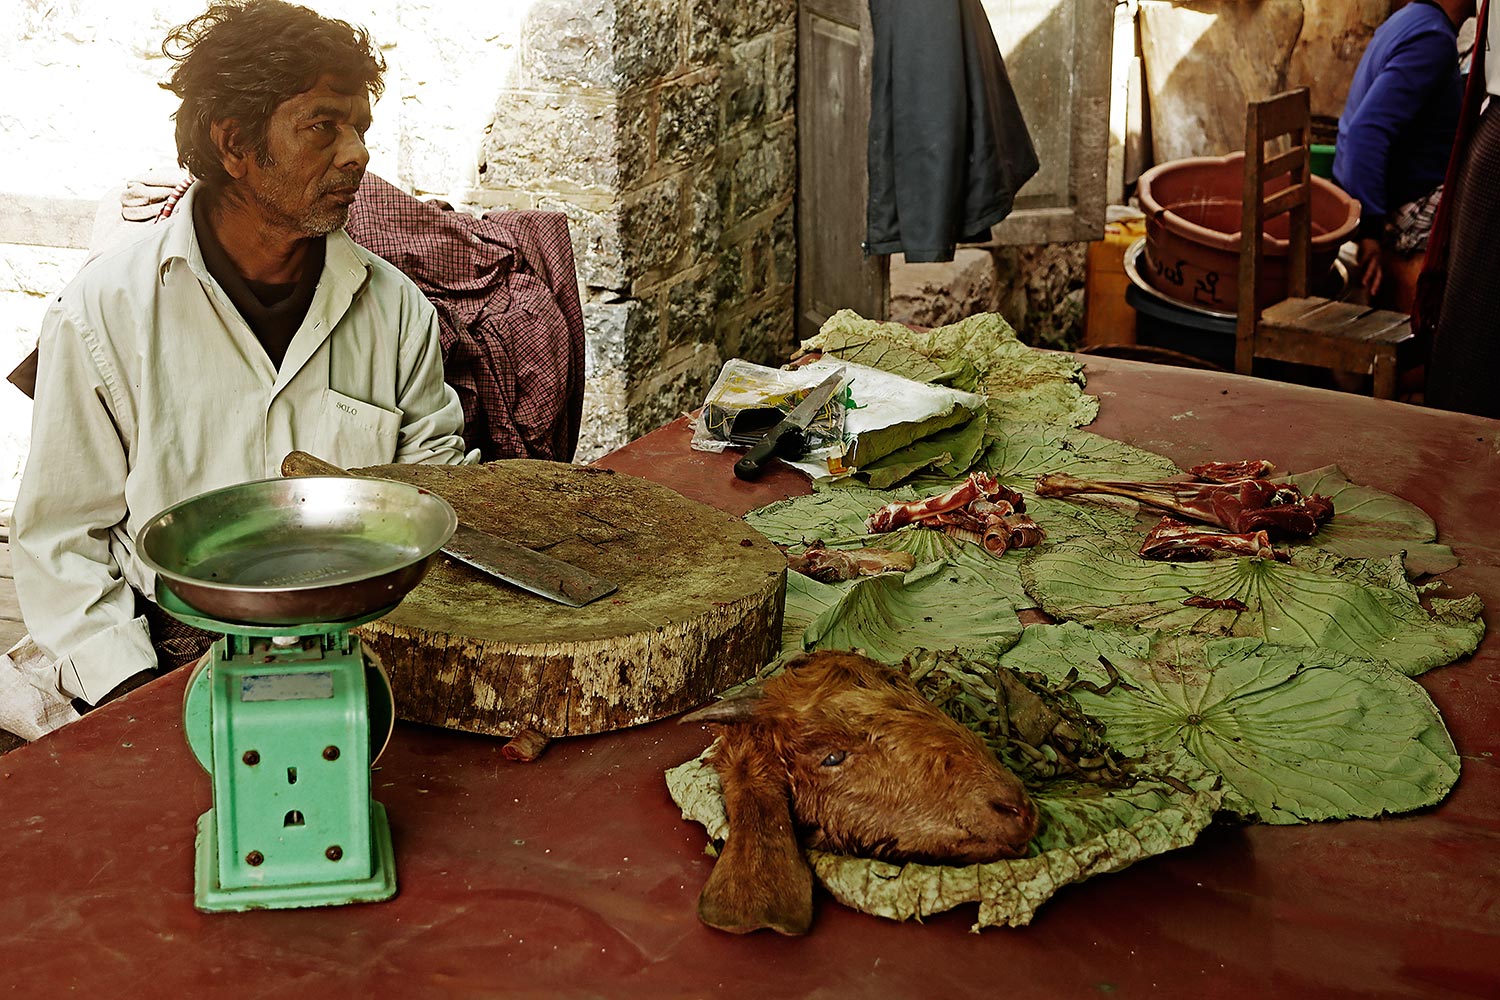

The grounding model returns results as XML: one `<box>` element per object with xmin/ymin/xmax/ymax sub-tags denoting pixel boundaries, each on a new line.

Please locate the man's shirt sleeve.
<box><xmin>11</xmin><ymin>296</ymin><xmax>156</xmax><ymax>702</ymax></box>
<box><xmin>392</xmin><ymin>288</ymin><xmax>477</xmax><ymax>466</ymax></box>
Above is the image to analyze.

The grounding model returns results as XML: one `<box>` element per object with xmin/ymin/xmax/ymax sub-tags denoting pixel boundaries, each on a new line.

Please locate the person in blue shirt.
<box><xmin>1333</xmin><ymin>0</ymin><xmax>1474</xmax><ymax>299</ymax></box>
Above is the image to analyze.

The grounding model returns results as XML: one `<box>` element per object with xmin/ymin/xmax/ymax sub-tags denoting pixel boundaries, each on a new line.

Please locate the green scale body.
<box><xmin>176</xmin><ymin>591</ymin><xmax>398</xmax><ymax>913</ymax></box>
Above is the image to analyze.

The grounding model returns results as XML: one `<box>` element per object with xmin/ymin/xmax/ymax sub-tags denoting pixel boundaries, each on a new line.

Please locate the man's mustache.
<box><xmin>320</xmin><ymin>172</ymin><xmax>364</xmax><ymax>194</ymax></box>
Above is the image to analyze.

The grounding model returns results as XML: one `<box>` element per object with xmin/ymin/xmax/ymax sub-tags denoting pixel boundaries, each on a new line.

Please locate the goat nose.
<box><xmin>990</xmin><ymin>796</ymin><xmax>1027</xmax><ymax>818</ymax></box>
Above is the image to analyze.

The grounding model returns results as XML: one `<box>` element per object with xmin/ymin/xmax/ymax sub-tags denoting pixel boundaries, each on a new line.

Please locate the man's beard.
<box><xmin>253</xmin><ymin>159</ymin><xmax>361</xmax><ymax>236</ymax></box>
<box><xmin>293</xmin><ymin>197</ymin><xmax>352</xmax><ymax>237</ymax></box>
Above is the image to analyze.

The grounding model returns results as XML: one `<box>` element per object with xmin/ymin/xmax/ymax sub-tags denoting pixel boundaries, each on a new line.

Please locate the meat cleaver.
<box><xmin>280</xmin><ymin>451</ymin><xmax>617</xmax><ymax>607</ymax></box>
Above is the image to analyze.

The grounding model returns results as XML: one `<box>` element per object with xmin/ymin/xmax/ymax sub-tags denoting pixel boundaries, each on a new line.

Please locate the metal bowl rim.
<box><xmin>137</xmin><ymin>475</ymin><xmax>458</xmax><ymax>595</ymax></box>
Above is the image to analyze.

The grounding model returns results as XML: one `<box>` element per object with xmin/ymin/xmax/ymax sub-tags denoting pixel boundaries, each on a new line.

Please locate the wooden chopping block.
<box><xmin>334</xmin><ymin>459</ymin><xmax>785</xmax><ymax>739</ymax></box>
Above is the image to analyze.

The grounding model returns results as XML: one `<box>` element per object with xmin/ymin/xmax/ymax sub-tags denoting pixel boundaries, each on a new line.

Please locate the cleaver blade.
<box><xmin>440</xmin><ymin>522</ymin><xmax>617</xmax><ymax>608</ymax></box>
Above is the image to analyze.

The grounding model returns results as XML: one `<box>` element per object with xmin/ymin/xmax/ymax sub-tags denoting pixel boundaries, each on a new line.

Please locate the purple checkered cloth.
<box><xmin>347</xmin><ymin>173</ymin><xmax>585</xmax><ymax>461</ymax></box>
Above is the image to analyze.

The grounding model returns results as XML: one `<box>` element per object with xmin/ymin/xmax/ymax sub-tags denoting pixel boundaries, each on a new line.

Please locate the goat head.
<box><xmin>682</xmin><ymin>650</ymin><xmax>1038</xmax><ymax>935</ymax></box>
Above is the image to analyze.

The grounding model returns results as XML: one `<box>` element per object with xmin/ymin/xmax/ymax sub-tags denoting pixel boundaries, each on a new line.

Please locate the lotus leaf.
<box><xmin>803</xmin><ymin>313</ymin><xmax>976</xmax><ymax>387</ymax></box>
<box><xmin>979</xmin><ymin>419</ymin><xmax>1182</xmax><ymax>487</ymax></box>
<box><xmin>1281</xmin><ymin>465</ymin><xmax>1458</xmax><ymax>576</ymax></box>
<box><xmin>1020</xmin><ymin>535</ymin><xmax>1483</xmax><ymax>675</ymax></box>
<box><xmin>995</xmin><ymin>623</ymin><xmax>1461</xmax><ymax>824</ymax></box>
<box><xmin>805</xmin><ymin>310</ymin><xmax>1098</xmax><ymax>427</ymax></box>
<box><xmin>857</xmin><ymin>411</ymin><xmax>990</xmax><ymax>488</ymax></box>
<box><xmin>783</xmin><ymin>571</ymin><xmax>845</xmax><ymax>654</ymax></box>
<box><xmin>798</xmin><ymin>559</ymin><xmax>1024</xmax><ymax>662</ymax></box>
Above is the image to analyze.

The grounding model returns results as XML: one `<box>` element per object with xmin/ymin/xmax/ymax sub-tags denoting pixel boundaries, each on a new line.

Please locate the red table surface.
<box><xmin>2</xmin><ymin>356</ymin><xmax>1497</xmax><ymax>999</ymax></box>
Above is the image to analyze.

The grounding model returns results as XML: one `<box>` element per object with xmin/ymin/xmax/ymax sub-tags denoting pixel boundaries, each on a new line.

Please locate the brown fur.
<box><xmin>684</xmin><ymin>650</ymin><xmax>1038</xmax><ymax>935</ymax></box>
<box><xmin>695</xmin><ymin>730</ymin><xmax>814</xmax><ymax>936</ymax></box>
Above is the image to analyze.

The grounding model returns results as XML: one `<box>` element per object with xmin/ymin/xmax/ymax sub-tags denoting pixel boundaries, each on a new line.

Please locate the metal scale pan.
<box><xmin>1122</xmin><ymin>236</ymin><xmax>1351</xmax><ymax>321</ymax></box>
<box><xmin>138</xmin><ymin>476</ymin><xmax>457</xmax><ymax>626</ymax></box>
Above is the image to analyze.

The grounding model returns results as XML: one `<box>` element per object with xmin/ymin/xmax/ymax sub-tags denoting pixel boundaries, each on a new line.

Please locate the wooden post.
<box><xmin>1236</xmin><ymin>100</ymin><xmax>1264</xmax><ymax>378</ymax></box>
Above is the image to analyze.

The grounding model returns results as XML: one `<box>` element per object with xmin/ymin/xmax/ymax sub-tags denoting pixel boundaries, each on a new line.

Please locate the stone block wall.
<box><xmin>474</xmin><ymin>0</ymin><xmax>797</xmax><ymax>459</ymax></box>
<box><xmin>1138</xmin><ymin>0</ymin><xmax>1396</xmax><ymax>165</ymax></box>
<box><xmin>888</xmin><ymin>244</ymin><xmax>1088</xmax><ymax>353</ymax></box>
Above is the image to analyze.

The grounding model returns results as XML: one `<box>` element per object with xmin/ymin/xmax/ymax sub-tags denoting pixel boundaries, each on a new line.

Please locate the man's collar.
<box><xmin>323</xmin><ymin>218</ymin><xmax>370</xmax><ymax>288</ymax></box>
<box><xmin>157</xmin><ymin>181</ymin><xmax>205</xmax><ymax>283</ymax></box>
<box><xmin>157</xmin><ymin>181</ymin><xmax>368</xmax><ymax>288</ymax></box>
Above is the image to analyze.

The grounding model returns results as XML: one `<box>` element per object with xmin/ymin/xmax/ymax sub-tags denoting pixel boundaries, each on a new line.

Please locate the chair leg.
<box><xmin>1372</xmin><ymin>349</ymin><xmax>1397</xmax><ymax>400</ymax></box>
<box><xmin>1234</xmin><ymin>330</ymin><xmax>1256</xmax><ymax>378</ymax></box>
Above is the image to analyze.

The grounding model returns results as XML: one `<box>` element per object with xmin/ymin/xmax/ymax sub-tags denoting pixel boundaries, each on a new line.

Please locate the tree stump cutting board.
<box><xmin>340</xmin><ymin>459</ymin><xmax>786</xmax><ymax>738</ymax></box>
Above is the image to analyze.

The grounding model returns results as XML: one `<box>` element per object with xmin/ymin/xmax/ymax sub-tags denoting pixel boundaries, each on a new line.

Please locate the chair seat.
<box><xmin>1257</xmin><ymin>296</ymin><xmax>1412</xmax><ymax>366</ymax></box>
<box><xmin>1235</xmin><ymin>89</ymin><xmax>1416</xmax><ymax>400</ymax></box>
<box><xmin>1259</xmin><ymin>297</ymin><xmax>1413</xmax><ymax>344</ymax></box>
<box><xmin>1253</xmin><ymin>296</ymin><xmax>1414</xmax><ymax>397</ymax></box>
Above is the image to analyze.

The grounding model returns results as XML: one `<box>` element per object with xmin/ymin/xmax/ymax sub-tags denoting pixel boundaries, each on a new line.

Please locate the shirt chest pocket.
<box><xmin>317</xmin><ymin>388</ymin><xmax>401</xmax><ymax>468</ymax></box>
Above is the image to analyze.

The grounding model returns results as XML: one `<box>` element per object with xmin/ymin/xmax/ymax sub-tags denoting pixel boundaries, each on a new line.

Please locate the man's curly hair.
<box><xmin>161</xmin><ymin>0</ymin><xmax>386</xmax><ymax>188</ymax></box>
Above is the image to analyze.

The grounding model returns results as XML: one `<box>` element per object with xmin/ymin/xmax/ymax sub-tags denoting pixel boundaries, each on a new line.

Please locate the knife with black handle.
<box><xmin>732</xmin><ymin>368</ymin><xmax>847</xmax><ymax>481</ymax></box>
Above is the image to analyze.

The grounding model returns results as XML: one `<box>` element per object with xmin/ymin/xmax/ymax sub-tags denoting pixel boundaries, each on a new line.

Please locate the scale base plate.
<box><xmin>193</xmin><ymin>802</ymin><xmax>397</xmax><ymax>913</ymax></box>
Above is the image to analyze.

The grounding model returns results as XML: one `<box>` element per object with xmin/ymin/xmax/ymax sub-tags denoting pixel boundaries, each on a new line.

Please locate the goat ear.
<box><xmin>679</xmin><ymin>685</ymin><xmax>766</xmax><ymax>726</ymax></box>
<box><xmin>697</xmin><ymin>737</ymin><xmax>814</xmax><ymax>936</ymax></box>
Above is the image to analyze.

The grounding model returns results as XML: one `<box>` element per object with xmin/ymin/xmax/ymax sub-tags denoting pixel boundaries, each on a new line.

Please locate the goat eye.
<box><xmin>820</xmin><ymin>750</ymin><xmax>847</xmax><ymax>767</ymax></box>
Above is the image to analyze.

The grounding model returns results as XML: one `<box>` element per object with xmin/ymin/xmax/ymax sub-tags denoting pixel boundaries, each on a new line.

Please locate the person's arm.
<box><xmin>1337</xmin><ymin>26</ymin><xmax>1460</xmax><ymax>235</ymax></box>
<box><xmin>10</xmin><ymin>297</ymin><xmax>156</xmax><ymax>704</ymax></box>
<box><xmin>1356</xmin><ymin>236</ymin><xmax>1385</xmax><ymax>297</ymax></box>
<box><xmin>391</xmin><ymin>289</ymin><xmax>475</xmax><ymax>465</ymax></box>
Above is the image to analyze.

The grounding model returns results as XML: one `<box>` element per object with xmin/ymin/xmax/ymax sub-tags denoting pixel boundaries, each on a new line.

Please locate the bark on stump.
<box><xmin>336</xmin><ymin>460</ymin><xmax>786</xmax><ymax>738</ymax></box>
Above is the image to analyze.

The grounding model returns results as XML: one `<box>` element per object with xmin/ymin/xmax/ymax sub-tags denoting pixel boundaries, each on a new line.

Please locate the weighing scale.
<box><xmin>169</xmin><ymin>586</ymin><xmax>398</xmax><ymax>912</ymax></box>
<box><xmin>138</xmin><ymin>475</ymin><xmax>457</xmax><ymax>913</ymax></box>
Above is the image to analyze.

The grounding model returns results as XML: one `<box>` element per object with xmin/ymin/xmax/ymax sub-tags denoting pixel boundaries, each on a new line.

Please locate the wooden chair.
<box><xmin>1236</xmin><ymin>88</ymin><xmax>1414</xmax><ymax>398</ymax></box>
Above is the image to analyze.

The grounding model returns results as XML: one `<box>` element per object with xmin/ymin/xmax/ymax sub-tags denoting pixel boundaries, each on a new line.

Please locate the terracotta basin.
<box><xmin>1136</xmin><ymin>152</ymin><xmax>1359</xmax><ymax>313</ymax></box>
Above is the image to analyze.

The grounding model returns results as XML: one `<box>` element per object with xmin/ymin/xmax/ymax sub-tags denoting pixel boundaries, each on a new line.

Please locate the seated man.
<box><xmin>1</xmin><ymin>0</ymin><xmax>474</xmax><ymax>740</ymax></box>
<box><xmin>1333</xmin><ymin>0</ymin><xmax>1474</xmax><ymax>301</ymax></box>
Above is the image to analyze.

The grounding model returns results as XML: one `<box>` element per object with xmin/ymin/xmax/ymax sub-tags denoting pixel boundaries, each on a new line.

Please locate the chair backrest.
<box><xmin>1238</xmin><ymin>87</ymin><xmax>1313</xmax><ymax>327</ymax></box>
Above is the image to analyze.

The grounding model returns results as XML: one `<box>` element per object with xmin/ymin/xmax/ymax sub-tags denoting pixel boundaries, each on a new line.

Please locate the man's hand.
<box><xmin>1356</xmin><ymin>237</ymin><xmax>1384</xmax><ymax>298</ymax></box>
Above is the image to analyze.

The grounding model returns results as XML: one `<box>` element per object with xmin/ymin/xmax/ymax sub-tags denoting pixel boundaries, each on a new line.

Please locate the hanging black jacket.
<box><xmin>865</xmin><ymin>0</ymin><xmax>1039</xmax><ymax>262</ymax></box>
